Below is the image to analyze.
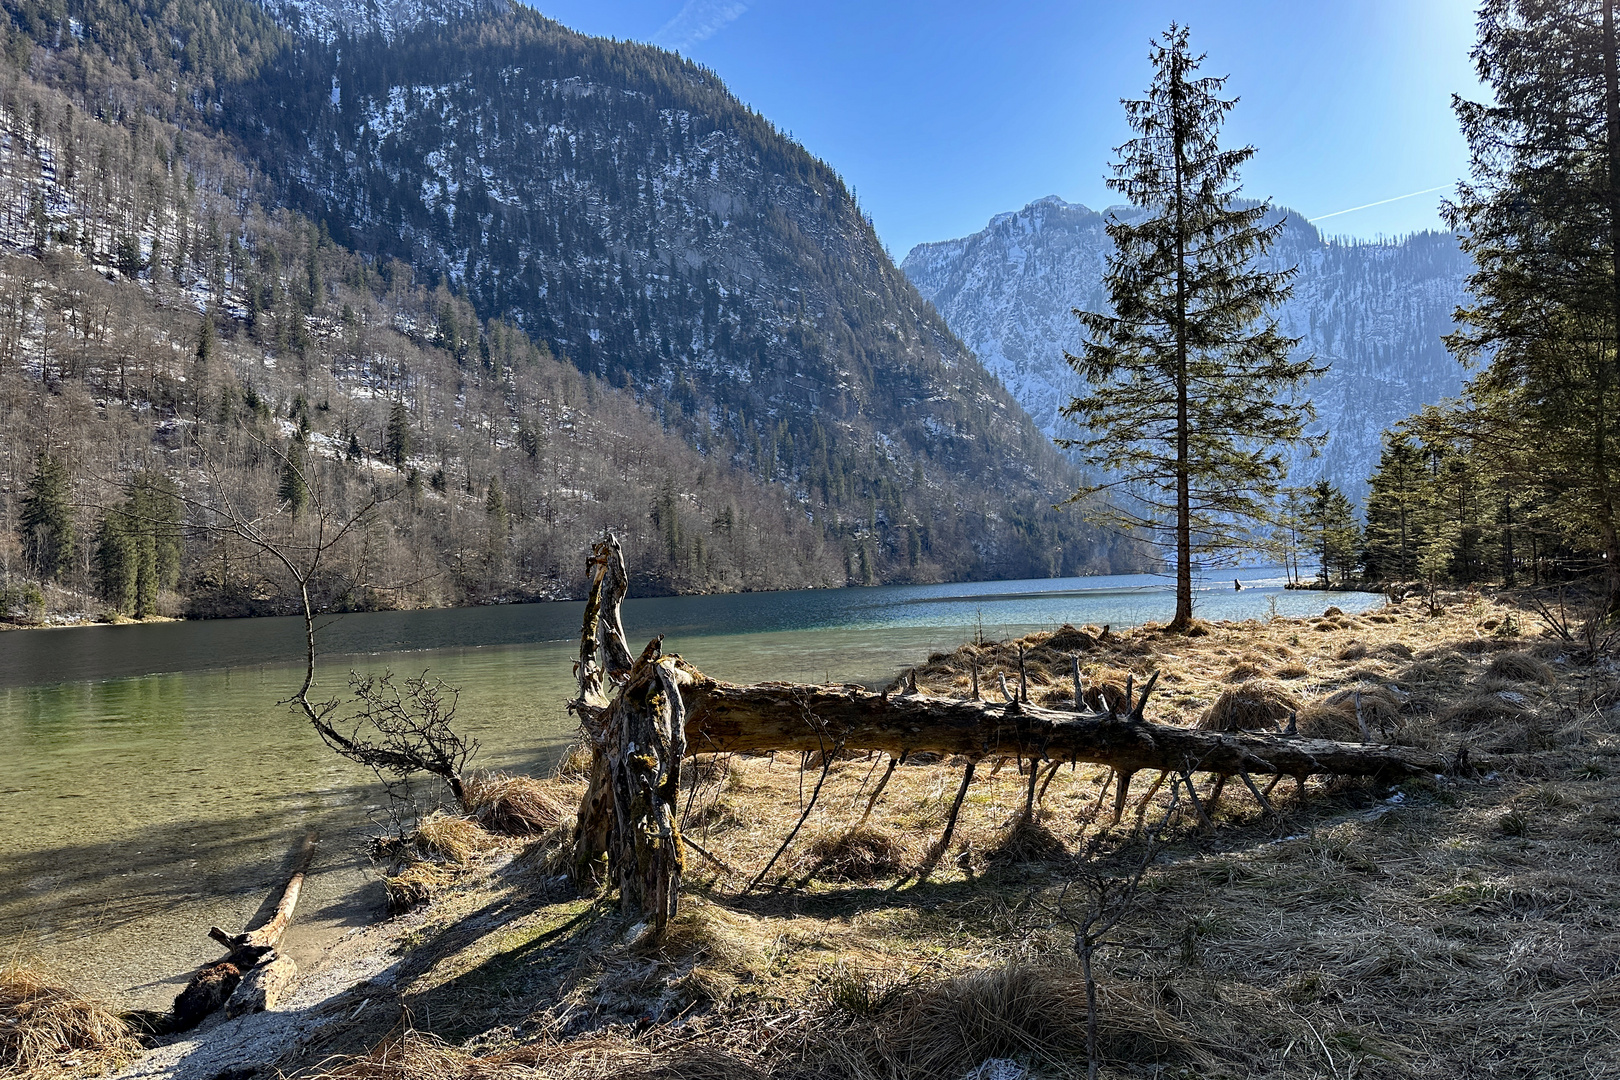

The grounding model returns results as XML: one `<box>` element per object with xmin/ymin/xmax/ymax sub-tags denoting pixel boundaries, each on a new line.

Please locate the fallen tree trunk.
<box><xmin>676</xmin><ymin>678</ymin><xmax>1456</xmax><ymax>780</ymax></box>
<box><xmin>567</xmin><ymin>538</ymin><xmax>1465</xmax><ymax>913</ymax></box>
<box><xmin>172</xmin><ymin>832</ymin><xmax>317</xmax><ymax>1030</ymax></box>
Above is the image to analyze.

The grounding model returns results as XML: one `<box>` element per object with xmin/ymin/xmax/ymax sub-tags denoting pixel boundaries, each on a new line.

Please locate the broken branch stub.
<box><xmin>569</xmin><ymin>538</ymin><xmax>687</xmax><ymax>929</ymax></box>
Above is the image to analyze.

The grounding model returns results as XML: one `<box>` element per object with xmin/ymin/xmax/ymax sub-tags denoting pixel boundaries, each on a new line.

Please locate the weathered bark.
<box><xmin>673</xmin><ymin>675</ymin><xmax>1458</xmax><ymax>780</ymax></box>
<box><xmin>174</xmin><ymin>832</ymin><xmax>316</xmax><ymax>1031</ymax></box>
<box><xmin>224</xmin><ymin>953</ymin><xmax>298</xmax><ymax>1019</ymax></box>
<box><xmin>571</xmin><ymin>535</ymin><xmax>634</xmax><ymax>883</ymax></box>
<box><xmin>604</xmin><ymin>641</ymin><xmax>687</xmax><ymax>929</ymax></box>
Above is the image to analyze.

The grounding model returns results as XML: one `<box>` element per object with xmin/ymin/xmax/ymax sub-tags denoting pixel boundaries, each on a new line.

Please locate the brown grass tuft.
<box><xmin>1197</xmin><ymin>681</ymin><xmax>1300</xmax><ymax>731</ymax></box>
<box><xmin>463</xmin><ymin>773</ymin><xmax>569</xmax><ymax>836</ymax></box>
<box><xmin>867</xmin><ymin>961</ymin><xmax>1195</xmax><ymax>1077</ymax></box>
<box><xmin>1224</xmin><ymin>661</ymin><xmax>1267</xmax><ymax>682</ymax></box>
<box><xmin>552</xmin><ymin>740</ymin><xmax>595</xmax><ymax>780</ymax></box>
<box><xmin>1483</xmin><ymin>652</ymin><xmax>1555</xmax><ymax>686</ymax></box>
<box><xmin>1</xmin><ymin>963</ymin><xmax>140</xmax><ymax>1077</ymax></box>
<box><xmin>1275</xmin><ymin>661</ymin><xmax>1309</xmax><ymax>680</ymax></box>
<box><xmin>1335</xmin><ymin>640</ymin><xmax>1370</xmax><ymax>661</ymax></box>
<box><xmin>384</xmin><ymin>861</ymin><xmax>456</xmax><ymax>913</ymax></box>
<box><xmin>1044</xmin><ymin>624</ymin><xmax>1097</xmax><ymax>652</ymax></box>
<box><xmin>1438</xmin><ymin>691</ymin><xmax>1545</xmax><ymax>752</ymax></box>
<box><xmin>1296</xmin><ymin>686</ymin><xmax>1404</xmax><ymax>741</ymax></box>
<box><xmin>804</xmin><ymin>827</ymin><xmax>909</xmax><ymax>882</ymax></box>
<box><xmin>413</xmin><ymin>813</ymin><xmax>496</xmax><ymax>866</ymax></box>
<box><xmin>984</xmin><ymin>819</ymin><xmax>1068</xmax><ymax>867</ymax></box>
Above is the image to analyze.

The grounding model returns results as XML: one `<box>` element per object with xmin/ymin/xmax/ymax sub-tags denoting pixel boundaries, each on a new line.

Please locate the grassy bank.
<box><xmin>12</xmin><ymin>590</ymin><xmax>1620</xmax><ymax>1079</ymax></box>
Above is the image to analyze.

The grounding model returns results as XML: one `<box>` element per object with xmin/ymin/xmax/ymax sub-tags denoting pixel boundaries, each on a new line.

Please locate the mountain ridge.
<box><xmin>902</xmin><ymin>195</ymin><xmax>1472</xmax><ymax>501</ymax></box>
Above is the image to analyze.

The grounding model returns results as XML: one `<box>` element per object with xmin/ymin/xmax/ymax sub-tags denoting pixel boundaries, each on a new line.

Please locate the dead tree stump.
<box><xmin>605</xmin><ymin>644</ymin><xmax>688</xmax><ymax>929</ymax></box>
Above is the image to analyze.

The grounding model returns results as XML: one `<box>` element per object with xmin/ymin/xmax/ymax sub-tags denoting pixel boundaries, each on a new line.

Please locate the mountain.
<box><xmin>0</xmin><ymin>0</ymin><xmax>1139</xmax><ymax>626</ymax></box>
<box><xmin>902</xmin><ymin>196</ymin><xmax>1473</xmax><ymax>501</ymax></box>
<box><xmin>215</xmin><ymin>5</ymin><xmax>1094</xmax><ymax>579</ymax></box>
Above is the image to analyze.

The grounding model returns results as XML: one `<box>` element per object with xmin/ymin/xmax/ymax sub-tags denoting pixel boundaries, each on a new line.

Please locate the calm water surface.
<box><xmin>0</xmin><ymin>570</ymin><xmax>1376</xmax><ymax>1007</ymax></box>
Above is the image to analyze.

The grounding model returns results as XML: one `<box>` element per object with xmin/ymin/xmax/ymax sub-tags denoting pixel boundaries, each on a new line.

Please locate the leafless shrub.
<box><xmin>326</xmin><ymin>671</ymin><xmax>479</xmax><ymax>811</ymax></box>
<box><xmin>1528</xmin><ymin>589</ymin><xmax>1620</xmax><ymax>659</ymax></box>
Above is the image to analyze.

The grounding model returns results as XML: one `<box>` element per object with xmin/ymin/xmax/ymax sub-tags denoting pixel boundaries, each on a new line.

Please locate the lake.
<box><xmin>0</xmin><ymin>569</ymin><xmax>1377</xmax><ymax>1008</ymax></box>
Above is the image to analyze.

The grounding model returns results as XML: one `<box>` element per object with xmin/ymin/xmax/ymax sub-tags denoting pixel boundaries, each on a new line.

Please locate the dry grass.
<box><xmin>982</xmin><ymin>818</ymin><xmax>1068</xmax><ymax>867</ymax></box>
<box><xmin>0</xmin><ymin>964</ymin><xmax>140</xmax><ymax>1078</ymax></box>
<box><xmin>802</xmin><ymin>827</ymin><xmax>910</xmax><ymax>882</ymax></box>
<box><xmin>463</xmin><ymin>773</ymin><xmax>571</xmax><ymax>836</ymax></box>
<box><xmin>1335</xmin><ymin>639</ymin><xmax>1371</xmax><ymax>661</ymax></box>
<box><xmin>223</xmin><ymin>590</ymin><xmax>1620</xmax><ymax>1080</ymax></box>
<box><xmin>1437</xmin><ymin>691</ymin><xmax>1545</xmax><ymax>752</ymax></box>
<box><xmin>414</xmin><ymin>813</ymin><xmax>498</xmax><ymax>866</ymax></box>
<box><xmin>823</xmin><ymin>961</ymin><xmax>1199</xmax><ymax>1079</ymax></box>
<box><xmin>552</xmin><ymin>740</ymin><xmax>596</xmax><ymax>780</ymax></box>
<box><xmin>1483</xmin><ymin>651</ymin><xmax>1556</xmax><ymax>686</ymax></box>
<box><xmin>385</xmin><ymin>861</ymin><xmax>457</xmax><ymax>913</ymax></box>
<box><xmin>1198</xmin><ymin>680</ymin><xmax>1300</xmax><ymax>731</ymax></box>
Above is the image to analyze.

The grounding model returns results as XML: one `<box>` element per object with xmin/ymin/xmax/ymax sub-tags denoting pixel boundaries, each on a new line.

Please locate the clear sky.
<box><xmin>524</xmin><ymin>1</ymin><xmax>1484</xmax><ymax>257</ymax></box>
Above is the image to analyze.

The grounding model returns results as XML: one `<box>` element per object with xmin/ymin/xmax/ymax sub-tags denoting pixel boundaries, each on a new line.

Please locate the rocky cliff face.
<box><xmin>903</xmin><ymin>196</ymin><xmax>1472</xmax><ymax>500</ymax></box>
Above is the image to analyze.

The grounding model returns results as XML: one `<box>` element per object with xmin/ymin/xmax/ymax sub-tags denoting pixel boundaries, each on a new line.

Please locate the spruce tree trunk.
<box><xmin>1171</xmin><ymin>54</ymin><xmax>1194</xmax><ymax>632</ymax></box>
<box><xmin>1605</xmin><ymin>0</ymin><xmax>1620</xmax><ymax>612</ymax></box>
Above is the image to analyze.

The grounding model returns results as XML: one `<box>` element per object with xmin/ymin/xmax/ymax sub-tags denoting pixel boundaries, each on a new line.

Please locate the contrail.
<box><xmin>1308</xmin><ymin>184</ymin><xmax>1453</xmax><ymax>223</ymax></box>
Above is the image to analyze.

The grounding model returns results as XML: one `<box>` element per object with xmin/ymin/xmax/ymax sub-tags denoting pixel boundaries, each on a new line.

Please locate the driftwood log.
<box><xmin>567</xmin><ymin>538</ymin><xmax>1469</xmax><ymax>908</ymax></box>
<box><xmin>172</xmin><ymin>832</ymin><xmax>316</xmax><ymax>1030</ymax></box>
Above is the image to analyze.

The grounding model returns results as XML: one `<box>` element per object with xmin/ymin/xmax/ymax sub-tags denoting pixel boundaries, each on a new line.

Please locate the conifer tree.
<box><xmin>1061</xmin><ymin>24</ymin><xmax>1321</xmax><ymax>630</ymax></box>
<box><xmin>1362</xmin><ymin>431</ymin><xmax>1428</xmax><ymax>582</ymax></box>
<box><xmin>20</xmin><ymin>453</ymin><xmax>75</xmax><ymax>581</ymax></box>
<box><xmin>1445</xmin><ymin>0</ymin><xmax>1620</xmax><ymax>608</ymax></box>
<box><xmin>384</xmin><ymin>400</ymin><xmax>411</xmax><ymax>469</ymax></box>
<box><xmin>278</xmin><ymin>451</ymin><xmax>310</xmax><ymax>518</ymax></box>
<box><xmin>1303</xmin><ymin>480</ymin><xmax>1360</xmax><ymax>587</ymax></box>
<box><xmin>95</xmin><ymin>514</ymin><xmax>137</xmax><ymax>614</ymax></box>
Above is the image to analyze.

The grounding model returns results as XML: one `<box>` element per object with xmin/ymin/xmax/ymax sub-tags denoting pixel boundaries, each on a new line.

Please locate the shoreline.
<box><xmin>9</xmin><ymin>588</ymin><xmax>1608</xmax><ymax>1078</ymax></box>
<box><xmin>0</xmin><ymin>570</ymin><xmax>1380</xmax><ymax>637</ymax></box>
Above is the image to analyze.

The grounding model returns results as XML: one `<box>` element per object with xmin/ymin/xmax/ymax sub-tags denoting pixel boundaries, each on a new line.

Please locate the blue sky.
<box><xmin>526</xmin><ymin>1</ymin><xmax>1483</xmax><ymax>257</ymax></box>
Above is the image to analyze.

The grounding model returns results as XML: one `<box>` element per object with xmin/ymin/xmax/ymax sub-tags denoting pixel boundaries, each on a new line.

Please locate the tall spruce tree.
<box><xmin>1061</xmin><ymin>25</ymin><xmax>1321</xmax><ymax>630</ymax></box>
<box><xmin>1445</xmin><ymin>0</ymin><xmax>1620</xmax><ymax>608</ymax></box>
<box><xmin>20</xmin><ymin>453</ymin><xmax>75</xmax><ymax>581</ymax></box>
<box><xmin>384</xmin><ymin>400</ymin><xmax>411</xmax><ymax>470</ymax></box>
<box><xmin>1362</xmin><ymin>431</ymin><xmax>1428</xmax><ymax>582</ymax></box>
<box><xmin>1303</xmin><ymin>480</ymin><xmax>1361</xmax><ymax>588</ymax></box>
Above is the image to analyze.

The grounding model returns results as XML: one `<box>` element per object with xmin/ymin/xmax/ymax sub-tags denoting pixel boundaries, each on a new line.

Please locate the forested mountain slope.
<box><xmin>0</xmin><ymin>0</ymin><xmax>1136</xmax><ymax>623</ymax></box>
<box><xmin>903</xmin><ymin>196</ymin><xmax>1471</xmax><ymax>500</ymax></box>
<box><xmin>219</xmin><ymin>0</ymin><xmax>1121</xmax><ymax>581</ymax></box>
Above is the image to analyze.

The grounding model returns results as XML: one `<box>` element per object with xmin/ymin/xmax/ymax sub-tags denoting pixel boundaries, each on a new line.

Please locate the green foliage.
<box><xmin>20</xmin><ymin>453</ymin><xmax>74</xmax><ymax>581</ymax></box>
<box><xmin>277</xmin><ymin>450</ymin><xmax>310</xmax><ymax>518</ymax></box>
<box><xmin>0</xmin><ymin>578</ymin><xmax>44</xmax><ymax>623</ymax></box>
<box><xmin>384</xmin><ymin>400</ymin><xmax>410</xmax><ymax>470</ymax></box>
<box><xmin>1061</xmin><ymin>25</ymin><xmax>1320</xmax><ymax>626</ymax></box>
<box><xmin>95</xmin><ymin>473</ymin><xmax>181</xmax><ymax>617</ymax></box>
<box><xmin>1362</xmin><ymin>432</ymin><xmax>1427</xmax><ymax>581</ymax></box>
<box><xmin>1442</xmin><ymin>0</ymin><xmax>1620</xmax><ymax>604</ymax></box>
<box><xmin>1302</xmin><ymin>480</ymin><xmax>1360</xmax><ymax>588</ymax></box>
